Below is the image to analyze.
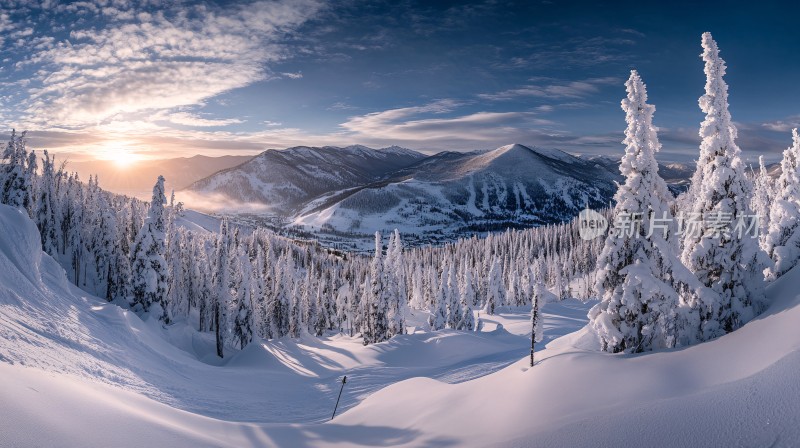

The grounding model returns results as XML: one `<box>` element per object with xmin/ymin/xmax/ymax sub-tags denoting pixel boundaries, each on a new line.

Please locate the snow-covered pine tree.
<box><xmin>384</xmin><ymin>230</ymin><xmax>405</xmax><ymax>337</ymax></box>
<box><xmin>130</xmin><ymin>176</ymin><xmax>169</xmax><ymax>322</ymax></box>
<box><xmin>365</xmin><ymin>232</ymin><xmax>390</xmax><ymax>344</ymax></box>
<box><xmin>589</xmin><ymin>70</ymin><xmax>689</xmax><ymax>353</ymax></box>
<box><xmin>312</xmin><ymin>271</ymin><xmax>329</xmax><ymax>336</ymax></box>
<box><xmin>428</xmin><ymin>262</ymin><xmax>447</xmax><ymax>330</ymax></box>
<box><xmin>301</xmin><ymin>268</ymin><xmax>315</xmax><ymax>336</ymax></box>
<box><xmin>458</xmin><ymin>264</ymin><xmax>476</xmax><ymax>331</ymax></box>
<box><xmin>409</xmin><ymin>264</ymin><xmax>425</xmax><ymax>310</ymax></box>
<box><xmin>288</xmin><ymin>276</ymin><xmax>302</xmax><ymax>338</ymax></box>
<box><xmin>483</xmin><ymin>257</ymin><xmax>504</xmax><ymax>315</ymax></box>
<box><xmin>258</xmin><ymin>241</ymin><xmax>275</xmax><ymax>337</ymax></box>
<box><xmin>751</xmin><ymin>155</ymin><xmax>774</xmax><ymax>251</ymax></box>
<box><xmin>460</xmin><ymin>266</ymin><xmax>477</xmax><ymax>315</ymax></box>
<box><xmin>91</xmin><ymin>185</ymin><xmax>117</xmax><ymax>300</ymax></box>
<box><xmin>508</xmin><ymin>267</ymin><xmax>524</xmax><ymax>306</ymax></box>
<box><xmin>36</xmin><ymin>150</ymin><xmax>59</xmax><ymax>255</ymax></box>
<box><xmin>24</xmin><ymin>149</ymin><xmax>37</xmax><ymax>219</ymax></box>
<box><xmin>1</xmin><ymin>131</ymin><xmax>30</xmax><ymax>210</ymax></box>
<box><xmin>270</xmin><ymin>250</ymin><xmax>291</xmax><ymax>338</ymax></box>
<box><xmin>521</xmin><ymin>265</ymin><xmax>533</xmax><ymax>306</ymax></box>
<box><xmin>108</xmin><ymin>200</ymin><xmax>133</xmax><ymax>303</ymax></box>
<box><xmin>212</xmin><ymin>218</ymin><xmax>233</xmax><ymax>357</ymax></box>
<box><xmin>460</xmin><ymin>299</ymin><xmax>475</xmax><ymax>331</ymax></box>
<box><xmin>165</xmin><ymin>192</ymin><xmax>187</xmax><ymax>321</ymax></box>
<box><xmin>64</xmin><ymin>175</ymin><xmax>85</xmax><ymax>284</ymax></box>
<box><xmin>681</xmin><ymin>33</ymin><xmax>766</xmax><ymax>339</ymax></box>
<box><xmin>80</xmin><ymin>175</ymin><xmax>100</xmax><ymax>290</ymax></box>
<box><xmin>335</xmin><ymin>269</ymin><xmax>352</xmax><ymax>335</ymax></box>
<box><xmin>250</xmin><ymin>241</ymin><xmax>268</xmax><ymax>338</ymax></box>
<box><xmin>765</xmin><ymin>129</ymin><xmax>800</xmax><ymax>279</ymax></box>
<box><xmin>422</xmin><ymin>263</ymin><xmax>434</xmax><ymax>309</ymax></box>
<box><xmin>446</xmin><ymin>262</ymin><xmax>462</xmax><ymax>328</ymax></box>
<box><xmin>196</xmin><ymin>237</ymin><xmax>215</xmax><ymax>332</ymax></box>
<box><xmin>233</xmin><ymin>247</ymin><xmax>255</xmax><ymax>349</ymax></box>
<box><xmin>530</xmin><ymin>286</ymin><xmax>542</xmax><ymax>367</ymax></box>
<box><xmin>359</xmin><ymin>271</ymin><xmax>371</xmax><ymax>339</ymax></box>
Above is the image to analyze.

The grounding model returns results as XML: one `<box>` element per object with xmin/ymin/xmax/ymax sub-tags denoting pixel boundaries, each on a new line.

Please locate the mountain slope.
<box><xmin>183</xmin><ymin>145</ymin><xmax>425</xmax><ymax>214</ymax></box>
<box><xmin>0</xmin><ymin>202</ymin><xmax>592</xmax><ymax>446</ymax></box>
<box><xmin>295</xmin><ymin>144</ymin><xmax>618</xmax><ymax>237</ymax></box>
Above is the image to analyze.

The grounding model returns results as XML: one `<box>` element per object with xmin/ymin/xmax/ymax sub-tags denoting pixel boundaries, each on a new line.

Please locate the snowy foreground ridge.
<box><xmin>1</xmin><ymin>203</ymin><xmax>799</xmax><ymax>447</ymax></box>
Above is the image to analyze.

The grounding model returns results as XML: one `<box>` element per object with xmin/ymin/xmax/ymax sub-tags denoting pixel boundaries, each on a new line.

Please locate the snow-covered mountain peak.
<box><xmin>184</xmin><ymin>144</ymin><xmax>425</xmax><ymax>214</ymax></box>
<box><xmin>293</xmin><ymin>142</ymin><xmax>619</xmax><ymax>238</ymax></box>
<box><xmin>476</xmin><ymin>144</ymin><xmax>580</xmax><ymax>166</ymax></box>
<box><xmin>379</xmin><ymin>145</ymin><xmax>423</xmax><ymax>157</ymax></box>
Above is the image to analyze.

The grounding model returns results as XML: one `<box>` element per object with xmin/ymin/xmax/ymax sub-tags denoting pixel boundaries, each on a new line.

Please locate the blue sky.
<box><xmin>1</xmin><ymin>0</ymin><xmax>798</xmax><ymax>162</ymax></box>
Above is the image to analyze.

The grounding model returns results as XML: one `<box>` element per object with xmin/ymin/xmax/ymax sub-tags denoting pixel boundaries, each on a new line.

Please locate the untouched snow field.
<box><xmin>1</xmin><ymin>203</ymin><xmax>799</xmax><ymax>447</ymax></box>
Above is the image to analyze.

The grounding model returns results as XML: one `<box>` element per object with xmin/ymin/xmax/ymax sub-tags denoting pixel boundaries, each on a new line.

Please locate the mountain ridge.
<box><xmin>183</xmin><ymin>144</ymin><xmax>426</xmax><ymax>214</ymax></box>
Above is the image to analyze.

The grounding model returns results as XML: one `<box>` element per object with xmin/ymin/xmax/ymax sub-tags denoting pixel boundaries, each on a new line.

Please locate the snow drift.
<box><xmin>1</xmin><ymin>203</ymin><xmax>799</xmax><ymax>447</ymax></box>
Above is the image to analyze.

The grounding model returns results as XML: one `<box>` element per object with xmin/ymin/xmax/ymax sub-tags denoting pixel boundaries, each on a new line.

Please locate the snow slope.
<box><xmin>333</xmin><ymin>270</ymin><xmax>800</xmax><ymax>447</ymax></box>
<box><xmin>0</xmin><ymin>203</ymin><xmax>588</xmax><ymax>445</ymax></box>
<box><xmin>1</xmin><ymin>202</ymin><xmax>799</xmax><ymax>446</ymax></box>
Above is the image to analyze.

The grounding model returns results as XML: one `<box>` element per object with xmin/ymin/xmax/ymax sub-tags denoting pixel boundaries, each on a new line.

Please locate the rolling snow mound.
<box><xmin>1</xmin><ymin>202</ymin><xmax>799</xmax><ymax>447</ymax></box>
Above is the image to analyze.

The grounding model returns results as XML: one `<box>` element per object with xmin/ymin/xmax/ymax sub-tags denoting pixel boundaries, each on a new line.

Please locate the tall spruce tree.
<box><xmin>483</xmin><ymin>257</ymin><xmax>504</xmax><ymax>315</ymax></box>
<box><xmin>589</xmin><ymin>70</ymin><xmax>693</xmax><ymax>353</ymax></box>
<box><xmin>682</xmin><ymin>33</ymin><xmax>765</xmax><ymax>341</ymax></box>
<box><xmin>130</xmin><ymin>176</ymin><xmax>169</xmax><ymax>321</ymax></box>
<box><xmin>364</xmin><ymin>232</ymin><xmax>389</xmax><ymax>344</ymax></box>
<box><xmin>765</xmin><ymin>129</ymin><xmax>800</xmax><ymax>279</ymax></box>
<box><xmin>1</xmin><ymin>131</ymin><xmax>31</xmax><ymax>210</ymax></box>
<box><xmin>233</xmin><ymin>246</ymin><xmax>255</xmax><ymax>349</ymax></box>
<box><xmin>751</xmin><ymin>156</ymin><xmax>774</xmax><ymax>251</ymax></box>
<box><xmin>681</xmin><ymin>33</ymin><xmax>766</xmax><ymax>340</ymax></box>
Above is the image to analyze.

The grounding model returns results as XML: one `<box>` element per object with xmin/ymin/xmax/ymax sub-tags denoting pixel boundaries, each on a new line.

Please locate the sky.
<box><xmin>1</xmin><ymin>0</ymin><xmax>799</xmax><ymax>163</ymax></box>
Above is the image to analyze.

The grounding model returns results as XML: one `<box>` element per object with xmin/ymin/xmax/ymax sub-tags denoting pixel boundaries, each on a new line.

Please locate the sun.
<box><xmin>103</xmin><ymin>146</ymin><xmax>141</xmax><ymax>169</ymax></box>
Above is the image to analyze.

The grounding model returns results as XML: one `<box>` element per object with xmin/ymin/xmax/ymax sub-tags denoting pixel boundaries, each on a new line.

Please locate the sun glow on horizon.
<box><xmin>102</xmin><ymin>145</ymin><xmax>142</xmax><ymax>169</ymax></box>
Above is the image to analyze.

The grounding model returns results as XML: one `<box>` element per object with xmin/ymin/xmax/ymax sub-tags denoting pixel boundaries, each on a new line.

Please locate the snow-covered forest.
<box><xmin>2</xmin><ymin>32</ymin><xmax>800</xmax><ymax>364</ymax></box>
<box><xmin>0</xmin><ymin>126</ymin><xmax>604</xmax><ymax>358</ymax></box>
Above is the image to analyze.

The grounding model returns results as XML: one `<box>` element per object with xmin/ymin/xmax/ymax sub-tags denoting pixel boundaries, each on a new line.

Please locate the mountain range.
<box><xmin>181</xmin><ymin>143</ymin><xmax>658</xmax><ymax>245</ymax></box>
<box><xmin>184</xmin><ymin>145</ymin><xmax>425</xmax><ymax>214</ymax></box>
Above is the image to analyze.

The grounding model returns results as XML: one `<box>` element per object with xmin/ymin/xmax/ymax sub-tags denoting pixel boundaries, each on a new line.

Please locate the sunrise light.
<box><xmin>100</xmin><ymin>144</ymin><xmax>141</xmax><ymax>169</ymax></box>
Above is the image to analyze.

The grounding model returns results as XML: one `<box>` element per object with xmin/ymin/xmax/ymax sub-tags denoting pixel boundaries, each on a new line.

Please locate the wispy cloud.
<box><xmin>163</xmin><ymin>112</ymin><xmax>244</xmax><ymax>128</ymax></box>
<box><xmin>2</xmin><ymin>0</ymin><xmax>322</xmax><ymax>132</ymax></box>
<box><xmin>492</xmin><ymin>33</ymin><xmax>638</xmax><ymax>70</ymax></box>
<box><xmin>327</xmin><ymin>101</ymin><xmax>358</xmax><ymax>111</ymax></box>
<box><xmin>761</xmin><ymin>115</ymin><xmax>800</xmax><ymax>132</ymax></box>
<box><xmin>340</xmin><ymin>99</ymin><xmax>464</xmax><ymax>134</ymax></box>
<box><xmin>478</xmin><ymin>77</ymin><xmax>620</xmax><ymax>101</ymax></box>
<box><xmin>334</xmin><ymin>99</ymin><xmax>572</xmax><ymax>151</ymax></box>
